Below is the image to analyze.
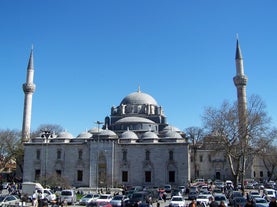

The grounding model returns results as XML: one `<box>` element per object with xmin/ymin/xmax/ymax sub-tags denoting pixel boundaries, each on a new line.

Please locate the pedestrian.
<box><xmin>162</xmin><ymin>193</ymin><xmax>166</xmax><ymax>202</ymax></box>
<box><xmin>209</xmin><ymin>196</ymin><xmax>218</xmax><ymax>207</ymax></box>
<box><xmin>189</xmin><ymin>199</ymin><xmax>196</xmax><ymax>207</ymax></box>
<box><xmin>244</xmin><ymin>199</ymin><xmax>253</xmax><ymax>207</ymax></box>
<box><xmin>32</xmin><ymin>191</ymin><xmax>38</xmax><ymax>207</ymax></box>
<box><xmin>219</xmin><ymin>201</ymin><xmax>226</xmax><ymax>207</ymax></box>
<box><xmin>269</xmin><ymin>197</ymin><xmax>277</xmax><ymax>207</ymax></box>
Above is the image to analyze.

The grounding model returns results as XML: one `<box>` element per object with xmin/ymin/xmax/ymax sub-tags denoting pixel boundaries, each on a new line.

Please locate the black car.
<box><xmin>188</xmin><ymin>192</ymin><xmax>198</xmax><ymax>200</ymax></box>
<box><xmin>125</xmin><ymin>191</ymin><xmax>151</xmax><ymax>207</ymax></box>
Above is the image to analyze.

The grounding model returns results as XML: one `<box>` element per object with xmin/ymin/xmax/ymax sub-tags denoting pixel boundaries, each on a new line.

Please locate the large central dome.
<box><xmin>120</xmin><ymin>90</ymin><xmax>158</xmax><ymax>106</ymax></box>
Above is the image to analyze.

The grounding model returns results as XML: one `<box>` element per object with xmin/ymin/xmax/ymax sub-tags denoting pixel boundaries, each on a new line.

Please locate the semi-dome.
<box><xmin>120</xmin><ymin>130</ymin><xmax>138</xmax><ymax>139</ymax></box>
<box><xmin>120</xmin><ymin>90</ymin><xmax>158</xmax><ymax>106</ymax></box>
<box><xmin>115</xmin><ymin>117</ymin><xmax>155</xmax><ymax>124</ymax></box>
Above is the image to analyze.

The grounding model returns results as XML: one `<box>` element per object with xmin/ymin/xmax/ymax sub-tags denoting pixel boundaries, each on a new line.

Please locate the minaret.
<box><xmin>233</xmin><ymin>38</ymin><xmax>248</xmax><ymax>138</ymax></box>
<box><xmin>22</xmin><ymin>48</ymin><xmax>36</xmax><ymax>142</ymax></box>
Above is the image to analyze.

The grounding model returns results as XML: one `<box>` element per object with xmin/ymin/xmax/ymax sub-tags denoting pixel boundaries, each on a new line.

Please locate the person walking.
<box><xmin>32</xmin><ymin>191</ymin><xmax>38</xmax><ymax>207</ymax></box>
<box><xmin>269</xmin><ymin>197</ymin><xmax>277</xmax><ymax>207</ymax></box>
<box><xmin>209</xmin><ymin>196</ymin><xmax>218</xmax><ymax>207</ymax></box>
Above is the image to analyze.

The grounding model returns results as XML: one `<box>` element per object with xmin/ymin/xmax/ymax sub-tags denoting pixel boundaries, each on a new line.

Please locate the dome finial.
<box><xmin>138</xmin><ymin>85</ymin><xmax>141</xmax><ymax>93</ymax></box>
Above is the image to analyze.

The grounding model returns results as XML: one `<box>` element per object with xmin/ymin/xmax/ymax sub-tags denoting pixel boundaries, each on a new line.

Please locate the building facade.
<box><xmin>23</xmin><ymin>89</ymin><xmax>190</xmax><ymax>188</ymax></box>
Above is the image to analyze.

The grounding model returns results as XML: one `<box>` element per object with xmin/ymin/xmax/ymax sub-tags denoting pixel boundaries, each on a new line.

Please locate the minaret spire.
<box><xmin>233</xmin><ymin>37</ymin><xmax>248</xmax><ymax>139</ymax></box>
<box><xmin>22</xmin><ymin>47</ymin><xmax>36</xmax><ymax>142</ymax></box>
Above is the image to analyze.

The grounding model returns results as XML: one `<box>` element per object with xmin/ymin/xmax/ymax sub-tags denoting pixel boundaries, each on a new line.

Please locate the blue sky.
<box><xmin>0</xmin><ymin>1</ymin><xmax>276</xmax><ymax>137</ymax></box>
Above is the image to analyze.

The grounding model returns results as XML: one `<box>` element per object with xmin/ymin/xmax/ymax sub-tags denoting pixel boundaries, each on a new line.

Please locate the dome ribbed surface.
<box><xmin>120</xmin><ymin>91</ymin><xmax>158</xmax><ymax>106</ymax></box>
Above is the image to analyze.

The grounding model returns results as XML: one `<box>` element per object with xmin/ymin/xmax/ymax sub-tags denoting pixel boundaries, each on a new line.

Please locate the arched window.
<box><xmin>146</xmin><ymin>150</ymin><xmax>150</xmax><ymax>161</ymax></box>
<box><xmin>169</xmin><ymin>150</ymin><xmax>173</xmax><ymax>160</ymax></box>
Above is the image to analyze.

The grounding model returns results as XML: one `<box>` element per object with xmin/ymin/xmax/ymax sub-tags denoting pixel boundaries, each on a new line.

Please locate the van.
<box><xmin>60</xmin><ymin>189</ymin><xmax>76</xmax><ymax>205</ymax></box>
<box><xmin>21</xmin><ymin>182</ymin><xmax>44</xmax><ymax>201</ymax></box>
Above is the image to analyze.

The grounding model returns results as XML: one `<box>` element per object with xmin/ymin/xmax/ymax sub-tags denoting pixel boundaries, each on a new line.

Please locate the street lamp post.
<box><xmin>41</xmin><ymin>129</ymin><xmax>52</xmax><ymax>186</ymax></box>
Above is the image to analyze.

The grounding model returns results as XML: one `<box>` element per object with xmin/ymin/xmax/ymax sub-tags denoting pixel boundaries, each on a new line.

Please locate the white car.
<box><xmin>96</xmin><ymin>194</ymin><xmax>113</xmax><ymax>204</ymax></box>
<box><xmin>43</xmin><ymin>188</ymin><xmax>57</xmax><ymax>202</ymax></box>
<box><xmin>169</xmin><ymin>196</ymin><xmax>186</xmax><ymax>207</ymax></box>
<box><xmin>0</xmin><ymin>195</ymin><xmax>21</xmax><ymax>207</ymax></box>
<box><xmin>197</xmin><ymin>194</ymin><xmax>212</xmax><ymax>206</ymax></box>
<box><xmin>253</xmin><ymin>197</ymin><xmax>269</xmax><ymax>207</ymax></box>
<box><xmin>79</xmin><ymin>194</ymin><xmax>100</xmax><ymax>205</ymax></box>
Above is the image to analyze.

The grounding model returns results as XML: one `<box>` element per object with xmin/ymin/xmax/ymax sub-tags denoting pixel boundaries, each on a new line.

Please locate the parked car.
<box><xmin>178</xmin><ymin>186</ymin><xmax>186</xmax><ymax>194</ymax></box>
<box><xmin>248</xmin><ymin>191</ymin><xmax>261</xmax><ymax>200</ymax></box>
<box><xmin>164</xmin><ymin>184</ymin><xmax>172</xmax><ymax>193</ymax></box>
<box><xmin>188</xmin><ymin>192</ymin><xmax>198</xmax><ymax>200</ymax></box>
<box><xmin>232</xmin><ymin>196</ymin><xmax>247</xmax><ymax>207</ymax></box>
<box><xmin>169</xmin><ymin>196</ymin><xmax>186</xmax><ymax>207</ymax></box>
<box><xmin>263</xmin><ymin>188</ymin><xmax>276</xmax><ymax>201</ymax></box>
<box><xmin>79</xmin><ymin>194</ymin><xmax>100</xmax><ymax>205</ymax></box>
<box><xmin>196</xmin><ymin>194</ymin><xmax>212</xmax><ymax>206</ymax></box>
<box><xmin>0</xmin><ymin>195</ymin><xmax>21</xmax><ymax>207</ymax></box>
<box><xmin>171</xmin><ymin>189</ymin><xmax>182</xmax><ymax>198</ymax></box>
<box><xmin>125</xmin><ymin>191</ymin><xmax>151</xmax><ymax>207</ymax></box>
<box><xmin>110</xmin><ymin>195</ymin><xmax>129</xmax><ymax>207</ymax></box>
<box><xmin>253</xmin><ymin>197</ymin><xmax>269</xmax><ymax>207</ymax></box>
<box><xmin>96</xmin><ymin>194</ymin><xmax>113</xmax><ymax>204</ymax></box>
<box><xmin>43</xmin><ymin>188</ymin><xmax>57</xmax><ymax>202</ymax></box>
<box><xmin>213</xmin><ymin>194</ymin><xmax>229</xmax><ymax>207</ymax></box>
<box><xmin>229</xmin><ymin>191</ymin><xmax>243</xmax><ymax>205</ymax></box>
<box><xmin>60</xmin><ymin>189</ymin><xmax>77</xmax><ymax>205</ymax></box>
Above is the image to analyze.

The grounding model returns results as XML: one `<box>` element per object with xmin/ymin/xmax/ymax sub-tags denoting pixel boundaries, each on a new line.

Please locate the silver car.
<box><xmin>110</xmin><ymin>195</ymin><xmax>129</xmax><ymax>207</ymax></box>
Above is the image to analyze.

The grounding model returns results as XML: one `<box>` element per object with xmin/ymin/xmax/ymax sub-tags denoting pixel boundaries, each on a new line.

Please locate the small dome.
<box><xmin>162</xmin><ymin>130</ymin><xmax>182</xmax><ymax>139</ymax></box>
<box><xmin>88</xmin><ymin>127</ymin><xmax>103</xmax><ymax>134</ymax></box>
<box><xmin>120</xmin><ymin>130</ymin><xmax>138</xmax><ymax>139</ymax></box>
<box><xmin>141</xmin><ymin>131</ymin><xmax>159</xmax><ymax>139</ymax></box>
<box><xmin>162</xmin><ymin>125</ymin><xmax>181</xmax><ymax>132</ymax></box>
<box><xmin>57</xmin><ymin>131</ymin><xmax>74</xmax><ymax>139</ymax></box>
<box><xmin>120</xmin><ymin>91</ymin><xmax>158</xmax><ymax>106</ymax></box>
<box><xmin>98</xmin><ymin>129</ymin><xmax>117</xmax><ymax>137</ymax></box>
<box><xmin>77</xmin><ymin>131</ymin><xmax>92</xmax><ymax>138</ymax></box>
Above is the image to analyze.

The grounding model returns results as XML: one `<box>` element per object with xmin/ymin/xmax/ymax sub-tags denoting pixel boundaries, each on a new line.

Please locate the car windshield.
<box><xmin>113</xmin><ymin>196</ymin><xmax>123</xmax><ymax>200</ymax></box>
<box><xmin>172</xmin><ymin>197</ymin><xmax>183</xmax><ymax>201</ymax></box>
<box><xmin>256</xmin><ymin>199</ymin><xmax>267</xmax><ymax>203</ymax></box>
<box><xmin>99</xmin><ymin>195</ymin><xmax>109</xmax><ymax>199</ymax></box>
<box><xmin>84</xmin><ymin>195</ymin><xmax>93</xmax><ymax>198</ymax></box>
<box><xmin>0</xmin><ymin>196</ymin><xmax>5</xmax><ymax>202</ymax></box>
<box><xmin>61</xmin><ymin>191</ymin><xmax>72</xmax><ymax>196</ymax></box>
<box><xmin>215</xmin><ymin>196</ymin><xmax>226</xmax><ymax>201</ymax></box>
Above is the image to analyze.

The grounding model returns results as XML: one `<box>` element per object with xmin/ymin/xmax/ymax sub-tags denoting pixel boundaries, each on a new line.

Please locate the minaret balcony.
<box><xmin>23</xmin><ymin>83</ymin><xmax>36</xmax><ymax>93</ymax></box>
<box><xmin>233</xmin><ymin>75</ymin><xmax>248</xmax><ymax>86</ymax></box>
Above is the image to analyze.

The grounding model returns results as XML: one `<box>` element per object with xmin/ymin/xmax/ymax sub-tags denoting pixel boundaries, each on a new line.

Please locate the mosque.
<box><xmin>22</xmin><ymin>51</ymin><xmax>190</xmax><ymax>187</ymax></box>
<box><xmin>22</xmin><ymin>39</ymin><xmax>264</xmax><ymax>188</ymax></box>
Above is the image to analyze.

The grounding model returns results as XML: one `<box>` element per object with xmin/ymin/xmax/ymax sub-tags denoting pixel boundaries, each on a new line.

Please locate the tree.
<box><xmin>30</xmin><ymin>124</ymin><xmax>64</xmax><ymax>138</ymax></box>
<box><xmin>202</xmin><ymin>95</ymin><xmax>277</xmax><ymax>190</ymax></box>
<box><xmin>185</xmin><ymin>127</ymin><xmax>205</xmax><ymax>180</ymax></box>
<box><xmin>260</xmin><ymin>145</ymin><xmax>277</xmax><ymax>181</ymax></box>
<box><xmin>0</xmin><ymin>129</ymin><xmax>21</xmax><ymax>181</ymax></box>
